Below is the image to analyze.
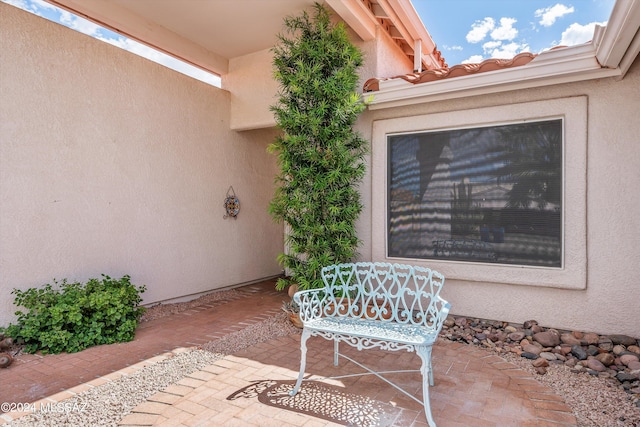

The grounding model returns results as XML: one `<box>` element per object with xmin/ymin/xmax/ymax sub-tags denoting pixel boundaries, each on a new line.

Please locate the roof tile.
<box><xmin>363</xmin><ymin>52</ymin><xmax>538</xmax><ymax>92</ymax></box>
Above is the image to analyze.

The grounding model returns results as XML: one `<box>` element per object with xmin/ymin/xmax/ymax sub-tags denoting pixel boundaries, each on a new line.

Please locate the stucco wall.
<box><xmin>0</xmin><ymin>5</ymin><xmax>283</xmax><ymax>326</ymax></box>
<box><xmin>372</xmin><ymin>26</ymin><xmax>415</xmax><ymax>78</ymax></box>
<box><xmin>362</xmin><ymin>57</ymin><xmax>640</xmax><ymax>337</ymax></box>
<box><xmin>225</xmin><ymin>49</ymin><xmax>279</xmax><ymax>131</ymax></box>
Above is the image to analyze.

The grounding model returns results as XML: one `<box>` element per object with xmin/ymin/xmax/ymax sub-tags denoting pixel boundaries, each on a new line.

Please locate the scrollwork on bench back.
<box><xmin>296</xmin><ymin>262</ymin><xmax>448</xmax><ymax>331</ymax></box>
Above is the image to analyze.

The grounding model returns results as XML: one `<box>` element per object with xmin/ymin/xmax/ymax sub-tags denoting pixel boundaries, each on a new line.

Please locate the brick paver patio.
<box><xmin>0</xmin><ymin>279</ymin><xmax>577</xmax><ymax>426</ymax></box>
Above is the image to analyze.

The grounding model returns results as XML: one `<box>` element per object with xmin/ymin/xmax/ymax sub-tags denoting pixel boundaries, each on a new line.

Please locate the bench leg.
<box><xmin>290</xmin><ymin>328</ymin><xmax>310</xmax><ymax>396</ymax></box>
<box><xmin>417</xmin><ymin>345</ymin><xmax>437</xmax><ymax>427</ymax></box>
<box><xmin>334</xmin><ymin>340</ymin><xmax>339</xmax><ymax>366</ymax></box>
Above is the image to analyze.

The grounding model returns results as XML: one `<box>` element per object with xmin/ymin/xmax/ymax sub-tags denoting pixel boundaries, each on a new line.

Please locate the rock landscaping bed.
<box><xmin>442</xmin><ymin>316</ymin><xmax>640</xmax><ymax>426</ymax></box>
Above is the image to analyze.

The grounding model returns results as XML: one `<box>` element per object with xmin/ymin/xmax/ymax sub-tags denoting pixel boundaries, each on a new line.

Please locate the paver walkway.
<box><xmin>0</xmin><ymin>279</ymin><xmax>577</xmax><ymax>426</ymax></box>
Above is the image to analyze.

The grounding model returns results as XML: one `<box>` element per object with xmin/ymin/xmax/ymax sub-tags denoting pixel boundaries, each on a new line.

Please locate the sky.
<box><xmin>1</xmin><ymin>0</ymin><xmax>222</xmax><ymax>87</ymax></box>
<box><xmin>2</xmin><ymin>0</ymin><xmax>617</xmax><ymax>83</ymax></box>
<box><xmin>413</xmin><ymin>0</ymin><xmax>616</xmax><ymax>66</ymax></box>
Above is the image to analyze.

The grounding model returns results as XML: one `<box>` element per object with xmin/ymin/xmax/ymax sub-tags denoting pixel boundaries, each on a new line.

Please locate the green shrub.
<box><xmin>269</xmin><ymin>3</ymin><xmax>368</xmax><ymax>291</ymax></box>
<box><xmin>5</xmin><ymin>275</ymin><xmax>146</xmax><ymax>354</ymax></box>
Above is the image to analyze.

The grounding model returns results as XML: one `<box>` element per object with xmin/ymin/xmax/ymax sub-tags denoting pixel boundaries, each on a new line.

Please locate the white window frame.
<box><xmin>371</xmin><ymin>96</ymin><xmax>587</xmax><ymax>290</ymax></box>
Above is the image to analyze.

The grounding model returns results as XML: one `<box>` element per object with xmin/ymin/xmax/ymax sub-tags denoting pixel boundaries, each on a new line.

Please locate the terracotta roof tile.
<box><xmin>363</xmin><ymin>52</ymin><xmax>538</xmax><ymax>92</ymax></box>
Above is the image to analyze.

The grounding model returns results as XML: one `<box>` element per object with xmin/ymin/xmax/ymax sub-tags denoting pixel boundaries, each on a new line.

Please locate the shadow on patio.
<box><xmin>0</xmin><ymin>279</ymin><xmax>576</xmax><ymax>427</ymax></box>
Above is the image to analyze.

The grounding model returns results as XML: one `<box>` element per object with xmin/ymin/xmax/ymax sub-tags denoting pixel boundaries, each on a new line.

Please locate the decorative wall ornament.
<box><xmin>223</xmin><ymin>186</ymin><xmax>239</xmax><ymax>219</ymax></box>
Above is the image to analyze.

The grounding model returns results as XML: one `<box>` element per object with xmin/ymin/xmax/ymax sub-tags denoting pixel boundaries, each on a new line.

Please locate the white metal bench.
<box><xmin>290</xmin><ymin>262</ymin><xmax>451</xmax><ymax>427</ymax></box>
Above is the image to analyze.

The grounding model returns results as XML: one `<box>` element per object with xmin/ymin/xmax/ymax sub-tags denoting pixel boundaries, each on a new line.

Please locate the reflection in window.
<box><xmin>387</xmin><ymin>119</ymin><xmax>563</xmax><ymax>267</ymax></box>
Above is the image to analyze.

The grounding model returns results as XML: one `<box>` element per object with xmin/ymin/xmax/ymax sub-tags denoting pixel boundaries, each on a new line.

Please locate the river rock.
<box><xmin>620</xmin><ymin>353</ymin><xmax>640</xmax><ymax>366</ymax></box>
<box><xmin>438</xmin><ymin>314</ymin><xmax>639</xmax><ymax>391</ymax></box>
<box><xmin>455</xmin><ymin>317</ymin><xmax>468</xmax><ymax>327</ymax></box>
<box><xmin>617</xmin><ymin>372</ymin><xmax>637</xmax><ymax>382</ymax></box>
<box><xmin>598</xmin><ymin>337</ymin><xmax>613</xmax><ymax>351</ymax></box>
<box><xmin>561</xmin><ymin>333</ymin><xmax>582</xmax><ymax>346</ymax></box>
<box><xmin>613</xmin><ymin>345</ymin><xmax>626</xmax><ymax>355</ymax></box>
<box><xmin>559</xmin><ymin>345</ymin><xmax>573</xmax><ymax>355</ymax></box>
<box><xmin>610</xmin><ymin>335</ymin><xmax>638</xmax><ymax>346</ymax></box>
<box><xmin>508</xmin><ymin>332</ymin><xmax>526</xmax><ymax>342</ymax></box>
<box><xmin>628</xmin><ymin>345</ymin><xmax>640</xmax><ymax>355</ymax></box>
<box><xmin>523</xmin><ymin>344</ymin><xmax>542</xmax><ymax>355</ymax></box>
<box><xmin>586</xmin><ymin>345</ymin><xmax>600</xmax><ymax>356</ymax></box>
<box><xmin>587</xmin><ymin>358</ymin><xmax>607</xmax><ymax>372</ymax></box>
<box><xmin>571</xmin><ymin>345</ymin><xmax>588</xmax><ymax>360</ymax></box>
<box><xmin>583</xmin><ymin>332</ymin><xmax>600</xmax><ymax>345</ymax></box>
<box><xmin>521</xmin><ymin>352</ymin><xmax>539</xmax><ymax>360</ymax></box>
<box><xmin>535</xmin><ymin>366</ymin><xmax>548</xmax><ymax>375</ymax></box>
<box><xmin>533</xmin><ymin>357</ymin><xmax>549</xmax><ymax>368</ymax></box>
<box><xmin>595</xmin><ymin>352</ymin><xmax>616</xmax><ymax>366</ymax></box>
<box><xmin>533</xmin><ymin>330</ymin><xmax>560</xmax><ymax>347</ymax></box>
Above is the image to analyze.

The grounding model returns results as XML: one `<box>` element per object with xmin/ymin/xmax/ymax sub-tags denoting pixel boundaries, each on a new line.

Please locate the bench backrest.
<box><xmin>320</xmin><ymin>262</ymin><xmax>449</xmax><ymax>330</ymax></box>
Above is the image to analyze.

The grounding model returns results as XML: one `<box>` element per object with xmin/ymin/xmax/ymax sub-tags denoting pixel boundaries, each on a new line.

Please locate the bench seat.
<box><xmin>305</xmin><ymin>317</ymin><xmax>438</xmax><ymax>346</ymax></box>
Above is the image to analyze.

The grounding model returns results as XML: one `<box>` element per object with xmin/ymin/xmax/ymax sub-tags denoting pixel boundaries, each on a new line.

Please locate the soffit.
<box><xmin>44</xmin><ymin>0</ymin><xmax>318</xmax><ymax>75</ymax></box>
<box><xmin>44</xmin><ymin>0</ymin><xmax>441</xmax><ymax>77</ymax></box>
<box><xmin>104</xmin><ymin>0</ymin><xmax>316</xmax><ymax>59</ymax></box>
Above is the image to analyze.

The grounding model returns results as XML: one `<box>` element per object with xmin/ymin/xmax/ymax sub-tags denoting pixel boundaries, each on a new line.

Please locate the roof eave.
<box><xmin>366</xmin><ymin>43</ymin><xmax>621</xmax><ymax>110</ymax></box>
<box><xmin>366</xmin><ymin>0</ymin><xmax>640</xmax><ymax>110</ymax></box>
<box><xmin>595</xmin><ymin>0</ymin><xmax>640</xmax><ymax>72</ymax></box>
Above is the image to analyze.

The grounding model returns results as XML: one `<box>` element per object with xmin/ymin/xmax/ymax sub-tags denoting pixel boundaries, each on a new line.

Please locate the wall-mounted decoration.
<box><xmin>223</xmin><ymin>186</ymin><xmax>240</xmax><ymax>219</ymax></box>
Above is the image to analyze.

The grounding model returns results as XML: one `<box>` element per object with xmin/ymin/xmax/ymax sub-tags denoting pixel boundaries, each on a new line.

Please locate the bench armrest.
<box><xmin>432</xmin><ymin>298</ymin><xmax>451</xmax><ymax>335</ymax></box>
<box><xmin>292</xmin><ymin>288</ymin><xmax>328</xmax><ymax>322</ymax></box>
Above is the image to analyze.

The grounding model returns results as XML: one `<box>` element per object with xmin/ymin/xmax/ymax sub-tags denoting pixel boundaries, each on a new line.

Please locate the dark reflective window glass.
<box><xmin>387</xmin><ymin>119</ymin><xmax>563</xmax><ymax>267</ymax></box>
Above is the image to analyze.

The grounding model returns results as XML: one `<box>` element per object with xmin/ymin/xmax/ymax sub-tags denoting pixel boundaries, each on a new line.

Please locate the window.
<box><xmin>371</xmin><ymin>97</ymin><xmax>587</xmax><ymax>290</ymax></box>
<box><xmin>387</xmin><ymin>119</ymin><xmax>563</xmax><ymax>267</ymax></box>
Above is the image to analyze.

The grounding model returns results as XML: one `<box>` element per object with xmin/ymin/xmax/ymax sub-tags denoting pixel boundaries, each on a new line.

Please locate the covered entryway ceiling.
<box><xmin>44</xmin><ymin>0</ymin><xmax>442</xmax><ymax>78</ymax></box>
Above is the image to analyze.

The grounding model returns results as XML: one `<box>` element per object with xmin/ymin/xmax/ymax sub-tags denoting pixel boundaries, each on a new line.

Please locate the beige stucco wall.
<box><xmin>361</xmin><ymin>58</ymin><xmax>640</xmax><ymax>337</ymax></box>
<box><xmin>5</xmin><ymin>2</ymin><xmax>635</xmax><ymax>338</ymax></box>
<box><xmin>0</xmin><ymin>5</ymin><xmax>283</xmax><ymax>326</ymax></box>
<box><xmin>372</xmin><ymin>26</ymin><xmax>415</xmax><ymax>78</ymax></box>
<box><xmin>225</xmin><ymin>49</ymin><xmax>279</xmax><ymax>131</ymax></box>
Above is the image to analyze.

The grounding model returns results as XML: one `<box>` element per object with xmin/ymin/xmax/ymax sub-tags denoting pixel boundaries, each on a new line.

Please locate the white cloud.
<box><xmin>2</xmin><ymin>0</ymin><xmax>51</xmax><ymax>14</ymax></box>
<box><xmin>466</xmin><ymin>17</ymin><xmax>495</xmax><ymax>43</ymax></box>
<box><xmin>30</xmin><ymin>0</ymin><xmax>58</xmax><ymax>11</ymax></box>
<box><xmin>2</xmin><ymin>0</ymin><xmax>28</xmax><ymax>9</ymax></box>
<box><xmin>482</xmin><ymin>40</ymin><xmax>502</xmax><ymax>51</ymax></box>
<box><xmin>442</xmin><ymin>44</ymin><xmax>463</xmax><ymax>51</ymax></box>
<box><xmin>466</xmin><ymin>16</ymin><xmax>518</xmax><ymax>44</ymax></box>
<box><xmin>462</xmin><ymin>55</ymin><xmax>484</xmax><ymax>64</ymax></box>
<box><xmin>59</xmin><ymin>10</ymin><xmax>101</xmax><ymax>36</ymax></box>
<box><xmin>559</xmin><ymin>21</ymin><xmax>605</xmax><ymax>46</ymax></box>
<box><xmin>485</xmin><ymin>42</ymin><xmax>530</xmax><ymax>59</ymax></box>
<box><xmin>490</xmin><ymin>17</ymin><xmax>518</xmax><ymax>41</ymax></box>
<box><xmin>98</xmin><ymin>36</ymin><xmax>220</xmax><ymax>86</ymax></box>
<box><xmin>535</xmin><ymin>4</ymin><xmax>575</xmax><ymax>27</ymax></box>
<box><xmin>99</xmin><ymin>36</ymin><xmax>163</xmax><ymax>61</ymax></box>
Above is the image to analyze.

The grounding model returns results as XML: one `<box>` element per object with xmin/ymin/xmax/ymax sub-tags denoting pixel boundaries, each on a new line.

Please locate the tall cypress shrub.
<box><xmin>268</xmin><ymin>3</ymin><xmax>368</xmax><ymax>291</ymax></box>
